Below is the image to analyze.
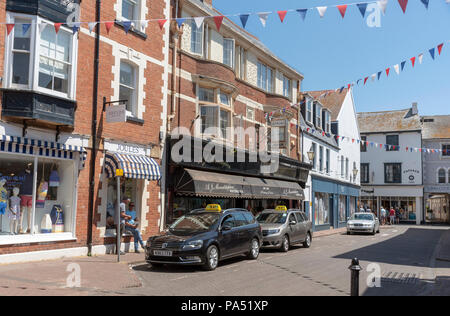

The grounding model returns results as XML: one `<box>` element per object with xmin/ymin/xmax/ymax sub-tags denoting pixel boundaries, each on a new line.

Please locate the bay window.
<box><xmin>190</xmin><ymin>19</ymin><xmax>204</xmax><ymax>55</ymax></box>
<box><xmin>5</xmin><ymin>13</ymin><xmax>77</xmax><ymax>100</ymax></box>
<box><xmin>282</xmin><ymin>75</ymin><xmax>292</xmax><ymax>99</ymax></box>
<box><xmin>223</xmin><ymin>38</ymin><xmax>234</xmax><ymax>68</ymax></box>
<box><xmin>199</xmin><ymin>87</ymin><xmax>232</xmax><ymax>140</ymax></box>
<box><xmin>306</xmin><ymin>99</ymin><xmax>313</xmax><ymax>124</ymax></box>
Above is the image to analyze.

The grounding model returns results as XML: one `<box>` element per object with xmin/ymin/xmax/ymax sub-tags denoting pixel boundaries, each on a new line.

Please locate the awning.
<box><xmin>175</xmin><ymin>168</ymin><xmax>304</xmax><ymax>200</ymax></box>
<box><xmin>175</xmin><ymin>169</ymin><xmax>253</xmax><ymax>199</ymax></box>
<box><xmin>0</xmin><ymin>134</ymin><xmax>87</xmax><ymax>167</ymax></box>
<box><xmin>104</xmin><ymin>152</ymin><xmax>161</xmax><ymax>181</ymax></box>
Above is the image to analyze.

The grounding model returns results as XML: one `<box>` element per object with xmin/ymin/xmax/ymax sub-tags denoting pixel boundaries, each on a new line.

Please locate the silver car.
<box><xmin>347</xmin><ymin>213</ymin><xmax>380</xmax><ymax>235</ymax></box>
<box><xmin>256</xmin><ymin>209</ymin><xmax>313</xmax><ymax>252</ymax></box>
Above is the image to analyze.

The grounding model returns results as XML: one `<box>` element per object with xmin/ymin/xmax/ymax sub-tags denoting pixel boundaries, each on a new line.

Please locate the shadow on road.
<box><xmin>333</xmin><ymin>228</ymin><xmax>447</xmax><ymax>268</ymax></box>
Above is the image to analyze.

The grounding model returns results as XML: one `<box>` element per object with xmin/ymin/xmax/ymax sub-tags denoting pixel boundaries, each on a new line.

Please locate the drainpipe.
<box><xmin>87</xmin><ymin>0</ymin><xmax>101</xmax><ymax>256</ymax></box>
<box><xmin>167</xmin><ymin>0</ymin><xmax>179</xmax><ymax>131</ymax></box>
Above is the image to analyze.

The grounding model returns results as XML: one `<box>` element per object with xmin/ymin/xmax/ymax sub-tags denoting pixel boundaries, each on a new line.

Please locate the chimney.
<box><xmin>411</xmin><ymin>102</ymin><xmax>418</xmax><ymax>115</ymax></box>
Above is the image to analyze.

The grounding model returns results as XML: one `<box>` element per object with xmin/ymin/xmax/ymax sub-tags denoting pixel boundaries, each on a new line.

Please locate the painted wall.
<box><xmin>423</xmin><ymin>139</ymin><xmax>450</xmax><ymax>193</ymax></box>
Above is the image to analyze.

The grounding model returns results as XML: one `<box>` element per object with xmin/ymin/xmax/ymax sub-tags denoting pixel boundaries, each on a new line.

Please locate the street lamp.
<box><xmin>307</xmin><ymin>147</ymin><xmax>315</xmax><ymax>163</ymax></box>
<box><xmin>352</xmin><ymin>167</ymin><xmax>359</xmax><ymax>182</ymax></box>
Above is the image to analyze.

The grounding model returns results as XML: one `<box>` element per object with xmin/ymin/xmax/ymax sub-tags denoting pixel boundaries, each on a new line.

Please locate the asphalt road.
<box><xmin>127</xmin><ymin>225</ymin><xmax>449</xmax><ymax>296</ymax></box>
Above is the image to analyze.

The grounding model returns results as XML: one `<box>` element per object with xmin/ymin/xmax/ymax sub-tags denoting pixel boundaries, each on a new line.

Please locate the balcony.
<box><xmin>6</xmin><ymin>0</ymin><xmax>80</xmax><ymax>22</ymax></box>
<box><xmin>2</xmin><ymin>89</ymin><xmax>76</xmax><ymax>127</ymax></box>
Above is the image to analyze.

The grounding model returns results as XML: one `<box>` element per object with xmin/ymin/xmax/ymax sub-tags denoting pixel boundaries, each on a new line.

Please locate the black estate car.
<box><xmin>145</xmin><ymin>205</ymin><xmax>262</xmax><ymax>271</ymax></box>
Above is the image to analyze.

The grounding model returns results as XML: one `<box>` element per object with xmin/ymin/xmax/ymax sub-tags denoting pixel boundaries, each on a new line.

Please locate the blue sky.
<box><xmin>213</xmin><ymin>0</ymin><xmax>450</xmax><ymax>115</ymax></box>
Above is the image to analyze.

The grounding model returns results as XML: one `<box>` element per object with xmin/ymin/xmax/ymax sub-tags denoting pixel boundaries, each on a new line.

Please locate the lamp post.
<box><xmin>307</xmin><ymin>148</ymin><xmax>315</xmax><ymax>164</ymax></box>
<box><xmin>352</xmin><ymin>167</ymin><xmax>359</xmax><ymax>183</ymax></box>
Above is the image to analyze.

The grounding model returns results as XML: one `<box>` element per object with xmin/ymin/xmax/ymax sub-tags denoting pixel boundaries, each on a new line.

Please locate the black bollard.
<box><xmin>348</xmin><ymin>258</ymin><xmax>362</xmax><ymax>296</ymax></box>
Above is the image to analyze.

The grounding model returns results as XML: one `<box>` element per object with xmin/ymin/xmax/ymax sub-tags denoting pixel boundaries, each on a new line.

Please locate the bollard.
<box><xmin>348</xmin><ymin>258</ymin><xmax>362</xmax><ymax>296</ymax></box>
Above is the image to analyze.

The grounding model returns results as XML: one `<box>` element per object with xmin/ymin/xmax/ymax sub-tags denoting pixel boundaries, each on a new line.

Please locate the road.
<box><xmin>127</xmin><ymin>225</ymin><xmax>449</xmax><ymax>296</ymax></box>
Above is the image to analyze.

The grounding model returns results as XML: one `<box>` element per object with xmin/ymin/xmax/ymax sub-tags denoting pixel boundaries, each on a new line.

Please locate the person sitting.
<box><xmin>125</xmin><ymin>202</ymin><xmax>145</xmax><ymax>253</ymax></box>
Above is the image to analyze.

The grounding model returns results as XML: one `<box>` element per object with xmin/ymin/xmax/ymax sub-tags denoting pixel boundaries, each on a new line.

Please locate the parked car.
<box><xmin>347</xmin><ymin>213</ymin><xmax>380</xmax><ymax>235</ymax></box>
<box><xmin>145</xmin><ymin>205</ymin><xmax>262</xmax><ymax>271</ymax></box>
<box><xmin>256</xmin><ymin>206</ymin><xmax>313</xmax><ymax>252</ymax></box>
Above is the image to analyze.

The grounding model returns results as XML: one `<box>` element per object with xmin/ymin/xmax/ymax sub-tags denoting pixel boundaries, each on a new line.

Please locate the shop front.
<box><xmin>311</xmin><ymin>176</ymin><xmax>360</xmax><ymax>232</ymax></box>
<box><xmin>360</xmin><ymin>186</ymin><xmax>424</xmax><ymax>225</ymax></box>
<box><xmin>425</xmin><ymin>186</ymin><xmax>450</xmax><ymax>224</ymax></box>
<box><xmin>0</xmin><ymin>134</ymin><xmax>86</xmax><ymax>245</ymax></box>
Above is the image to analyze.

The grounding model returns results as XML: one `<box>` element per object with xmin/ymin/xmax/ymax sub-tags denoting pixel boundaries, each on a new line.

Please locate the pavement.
<box><xmin>0</xmin><ymin>224</ymin><xmax>448</xmax><ymax>296</ymax></box>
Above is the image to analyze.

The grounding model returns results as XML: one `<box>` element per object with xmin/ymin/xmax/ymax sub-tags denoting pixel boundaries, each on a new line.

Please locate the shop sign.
<box><xmin>403</xmin><ymin>169</ymin><xmax>421</xmax><ymax>184</ymax></box>
<box><xmin>106</xmin><ymin>105</ymin><xmax>127</xmax><ymax>123</ymax></box>
<box><xmin>105</xmin><ymin>142</ymin><xmax>148</xmax><ymax>156</ymax></box>
<box><xmin>425</xmin><ymin>186</ymin><xmax>450</xmax><ymax>193</ymax></box>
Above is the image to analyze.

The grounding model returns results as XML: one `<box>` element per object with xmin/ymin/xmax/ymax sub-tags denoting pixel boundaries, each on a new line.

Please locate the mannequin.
<box><xmin>8</xmin><ymin>188</ymin><xmax>21</xmax><ymax>235</ymax></box>
<box><xmin>19</xmin><ymin>167</ymin><xmax>34</xmax><ymax>234</ymax></box>
<box><xmin>0</xmin><ymin>179</ymin><xmax>7</xmax><ymax>232</ymax></box>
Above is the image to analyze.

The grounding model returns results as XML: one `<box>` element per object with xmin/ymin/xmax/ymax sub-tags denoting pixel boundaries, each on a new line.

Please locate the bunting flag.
<box><xmin>317</xmin><ymin>7</ymin><xmax>328</xmax><ymax>18</ymax></box>
<box><xmin>337</xmin><ymin>5</ymin><xmax>348</xmax><ymax>18</ymax></box>
<box><xmin>39</xmin><ymin>22</ymin><xmax>47</xmax><ymax>34</ymax></box>
<box><xmin>377</xmin><ymin>71</ymin><xmax>382</xmax><ymax>80</ymax></box>
<box><xmin>297</xmin><ymin>9</ymin><xmax>308</xmax><ymax>21</ymax></box>
<box><xmin>394</xmin><ymin>64</ymin><xmax>400</xmax><ymax>75</ymax></box>
<box><xmin>6</xmin><ymin>23</ymin><xmax>14</xmax><ymax>35</ymax></box>
<box><xmin>105</xmin><ymin>21</ymin><xmax>114</xmax><ymax>34</ymax></box>
<box><xmin>386</xmin><ymin>68</ymin><xmax>390</xmax><ymax>77</ymax></box>
<box><xmin>429</xmin><ymin>48</ymin><xmax>435</xmax><ymax>60</ymax></box>
<box><xmin>398</xmin><ymin>0</ymin><xmax>409</xmax><ymax>13</ymax></box>
<box><xmin>194</xmin><ymin>17</ymin><xmax>205</xmax><ymax>29</ymax></box>
<box><xmin>176</xmin><ymin>18</ymin><xmax>185</xmax><ymax>28</ymax></box>
<box><xmin>357</xmin><ymin>3</ymin><xmax>368</xmax><ymax>18</ymax></box>
<box><xmin>371</xmin><ymin>74</ymin><xmax>376</xmax><ymax>82</ymax></box>
<box><xmin>257</xmin><ymin>12</ymin><xmax>270</xmax><ymax>27</ymax></box>
<box><xmin>72</xmin><ymin>22</ymin><xmax>81</xmax><ymax>34</ymax></box>
<box><xmin>123</xmin><ymin>21</ymin><xmax>132</xmax><ymax>33</ymax></box>
<box><xmin>401</xmin><ymin>61</ymin><xmax>406</xmax><ymax>71</ymax></box>
<box><xmin>411</xmin><ymin>56</ymin><xmax>416</xmax><ymax>67</ymax></box>
<box><xmin>88</xmin><ymin>22</ymin><xmax>97</xmax><ymax>33</ymax></box>
<box><xmin>420</xmin><ymin>0</ymin><xmax>430</xmax><ymax>9</ymax></box>
<box><xmin>278</xmin><ymin>11</ymin><xmax>288</xmax><ymax>23</ymax></box>
<box><xmin>378</xmin><ymin>0</ymin><xmax>389</xmax><ymax>15</ymax></box>
<box><xmin>22</xmin><ymin>23</ymin><xmax>31</xmax><ymax>36</ymax></box>
<box><xmin>437</xmin><ymin>43</ymin><xmax>444</xmax><ymax>55</ymax></box>
<box><xmin>418</xmin><ymin>53</ymin><xmax>424</xmax><ymax>64</ymax></box>
<box><xmin>54</xmin><ymin>23</ymin><xmax>62</xmax><ymax>34</ymax></box>
<box><xmin>158</xmin><ymin>19</ymin><xmax>167</xmax><ymax>30</ymax></box>
<box><xmin>364</xmin><ymin>77</ymin><xmax>369</xmax><ymax>85</ymax></box>
<box><xmin>214</xmin><ymin>16</ymin><xmax>224</xmax><ymax>31</ymax></box>
<box><xmin>239</xmin><ymin>14</ymin><xmax>249</xmax><ymax>29</ymax></box>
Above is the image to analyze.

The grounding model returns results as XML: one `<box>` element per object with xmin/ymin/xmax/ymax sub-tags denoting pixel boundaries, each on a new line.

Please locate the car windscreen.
<box><xmin>351</xmin><ymin>214</ymin><xmax>374</xmax><ymax>221</ymax></box>
<box><xmin>256</xmin><ymin>212</ymin><xmax>288</xmax><ymax>224</ymax></box>
<box><xmin>169</xmin><ymin>212</ymin><xmax>221</xmax><ymax>232</ymax></box>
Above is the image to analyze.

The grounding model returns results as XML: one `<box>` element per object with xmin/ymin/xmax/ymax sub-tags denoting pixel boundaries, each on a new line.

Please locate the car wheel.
<box><xmin>303</xmin><ymin>232</ymin><xmax>312</xmax><ymax>248</ymax></box>
<box><xmin>372</xmin><ymin>228</ymin><xmax>376</xmax><ymax>236</ymax></box>
<box><xmin>247</xmin><ymin>238</ymin><xmax>260</xmax><ymax>260</ymax></box>
<box><xmin>280</xmin><ymin>235</ymin><xmax>290</xmax><ymax>252</ymax></box>
<box><xmin>203</xmin><ymin>245</ymin><xmax>219</xmax><ymax>271</ymax></box>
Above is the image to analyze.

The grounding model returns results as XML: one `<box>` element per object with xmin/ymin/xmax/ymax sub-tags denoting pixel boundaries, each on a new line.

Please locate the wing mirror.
<box><xmin>289</xmin><ymin>220</ymin><xmax>296</xmax><ymax>225</ymax></box>
<box><xmin>222</xmin><ymin>225</ymin><xmax>232</xmax><ymax>231</ymax></box>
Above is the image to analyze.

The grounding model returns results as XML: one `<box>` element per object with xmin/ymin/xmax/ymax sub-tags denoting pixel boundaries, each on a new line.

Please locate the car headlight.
<box><xmin>182</xmin><ymin>240</ymin><xmax>203</xmax><ymax>250</ymax></box>
<box><xmin>267</xmin><ymin>229</ymin><xmax>281</xmax><ymax>235</ymax></box>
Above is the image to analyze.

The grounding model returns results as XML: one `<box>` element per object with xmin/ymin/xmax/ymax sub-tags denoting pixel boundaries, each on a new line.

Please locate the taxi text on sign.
<box><xmin>116</xmin><ymin>169</ymin><xmax>124</xmax><ymax>177</ymax></box>
<box><xmin>106</xmin><ymin>105</ymin><xmax>127</xmax><ymax>123</ymax></box>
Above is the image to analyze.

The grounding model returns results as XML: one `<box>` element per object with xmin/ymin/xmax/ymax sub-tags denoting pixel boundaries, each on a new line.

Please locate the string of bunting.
<box><xmin>2</xmin><ymin>0</ymin><xmax>444</xmax><ymax>36</ymax></box>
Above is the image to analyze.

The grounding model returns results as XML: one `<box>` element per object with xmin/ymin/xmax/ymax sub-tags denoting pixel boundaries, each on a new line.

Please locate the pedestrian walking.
<box><xmin>389</xmin><ymin>207</ymin><xmax>396</xmax><ymax>225</ymax></box>
<box><xmin>380</xmin><ymin>207</ymin><xmax>387</xmax><ymax>225</ymax></box>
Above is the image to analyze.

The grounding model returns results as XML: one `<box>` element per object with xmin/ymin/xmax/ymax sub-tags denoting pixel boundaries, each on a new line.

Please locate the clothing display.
<box><xmin>20</xmin><ymin>171</ymin><xmax>34</xmax><ymax>196</ymax></box>
<box><xmin>0</xmin><ymin>186</ymin><xmax>7</xmax><ymax>215</ymax></box>
<box><xmin>50</xmin><ymin>205</ymin><xmax>64</xmax><ymax>233</ymax></box>
<box><xmin>8</xmin><ymin>196</ymin><xmax>21</xmax><ymax>220</ymax></box>
<box><xmin>20</xmin><ymin>195</ymin><xmax>33</xmax><ymax>208</ymax></box>
<box><xmin>49</xmin><ymin>170</ymin><xmax>60</xmax><ymax>187</ymax></box>
<box><xmin>36</xmin><ymin>181</ymin><xmax>48</xmax><ymax>208</ymax></box>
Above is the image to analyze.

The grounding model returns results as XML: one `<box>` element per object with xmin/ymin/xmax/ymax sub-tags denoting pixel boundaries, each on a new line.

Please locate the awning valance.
<box><xmin>0</xmin><ymin>134</ymin><xmax>87</xmax><ymax>167</ymax></box>
<box><xmin>175</xmin><ymin>168</ymin><xmax>304</xmax><ymax>200</ymax></box>
<box><xmin>104</xmin><ymin>152</ymin><xmax>161</xmax><ymax>181</ymax></box>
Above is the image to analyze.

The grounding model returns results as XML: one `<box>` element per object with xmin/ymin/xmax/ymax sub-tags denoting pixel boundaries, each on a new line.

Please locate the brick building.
<box><xmin>0</xmin><ymin>0</ymin><xmax>169</xmax><ymax>263</ymax></box>
<box><xmin>164</xmin><ymin>0</ymin><xmax>311</xmax><ymax>225</ymax></box>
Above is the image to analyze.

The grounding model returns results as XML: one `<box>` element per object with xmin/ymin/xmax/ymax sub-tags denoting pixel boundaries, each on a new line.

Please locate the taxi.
<box><xmin>145</xmin><ymin>205</ymin><xmax>262</xmax><ymax>271</ymax></box>
<box><xmin>256</xmin><ymin>206</ymin><xmax>313</xmax><ymax>252</ymax></box>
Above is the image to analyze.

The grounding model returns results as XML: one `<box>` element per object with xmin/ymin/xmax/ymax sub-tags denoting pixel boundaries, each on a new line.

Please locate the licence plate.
<box><xmin>153</xmin><ymin>250</ymin><xmax>173</xmax><ymax>257</ymax></box>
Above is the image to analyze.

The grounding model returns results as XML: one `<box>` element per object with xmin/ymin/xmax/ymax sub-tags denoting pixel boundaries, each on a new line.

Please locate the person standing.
<box><xmin>389</xmin><ymin>207</ymin><xmax>396</xmax><ymax>225</ymax></box>
<box><xmin>125</xmin><ymin>202</ymin><xmax>145</xmax><ymax>253</ymax></box>
<box><xmin>380</xmin><ymin>207</ymin><xmax>387</xmax><ymax>226</ymax></box>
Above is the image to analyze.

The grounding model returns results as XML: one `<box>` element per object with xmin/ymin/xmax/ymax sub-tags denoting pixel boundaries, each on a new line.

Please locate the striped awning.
<box><xmin>0</xmin><ymin>134</ymin><xmax>87</xmax><ymax>166</ymax></box>
<box><xmin>104</xmin><ymin>152</ymin><xmax>161</xmax><ymax>181</ymax></box>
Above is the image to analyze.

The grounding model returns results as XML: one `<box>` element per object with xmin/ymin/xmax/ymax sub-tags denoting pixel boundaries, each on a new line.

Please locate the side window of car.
<box><xmin>295</xmin><ymin>212</ymin><xmax>304</xmax><ymax>223</ymax></box>
<box><xmin>289</xmin><ymin>213</ymin><xmax>297</xmax><ymax>224</ymax></box>
<box><xmin>242</xmin><ymin>212</ymin><xmax>255</xmax><ymax>224</ymax></box>
<box><xmin>301</xmin><ymin>212</ymin><xmax>309</xmax><ymax>222</ymax></box>
<box><xmin>233</xmin><ymin>212</ymin><xmax>248</xmax><ymax>227</ymax></box>
<box><xmin>221</xmin><ymin>215</ymin><xmax>235</xmax><ymax>229</ymax></box>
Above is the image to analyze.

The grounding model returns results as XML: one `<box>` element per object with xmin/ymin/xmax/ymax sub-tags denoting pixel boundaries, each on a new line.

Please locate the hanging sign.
<box><xmin>106</xmin><ymin>105</ymin><xmax>127</xmax><ymax>123</ymax></box>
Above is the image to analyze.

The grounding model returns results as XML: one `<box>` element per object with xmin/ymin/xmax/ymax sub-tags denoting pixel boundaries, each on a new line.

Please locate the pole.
<box><xmin>116</xmin><ymin>176</ymin><xmax>121</xmax><ymax>262</ymax></box>
<box><xmin>349</xmin><ymin>258</ymin><xmax>362</xmax><ymax>296</ymax></box>
<box><xmin>87</xmin><ymin>0</ymin><xmax>101</xmax><ymax>256</ymax></box>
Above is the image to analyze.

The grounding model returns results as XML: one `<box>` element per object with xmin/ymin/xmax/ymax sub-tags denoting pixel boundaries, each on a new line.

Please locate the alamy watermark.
<box><xmin>66</xmin><ymin>263</ymin><xmax>81</xmax><ymax>288</ymax></box>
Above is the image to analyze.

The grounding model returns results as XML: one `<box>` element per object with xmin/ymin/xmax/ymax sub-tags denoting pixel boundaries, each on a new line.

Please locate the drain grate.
<box><xmin>381</xmin><ymin>272</ymin><xmax>419</xmax><ymax>285</ymax></box>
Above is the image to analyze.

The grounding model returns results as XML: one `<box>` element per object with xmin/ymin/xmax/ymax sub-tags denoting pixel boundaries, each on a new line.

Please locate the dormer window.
<box><xmin>306</xmin><ymin>99</ymin><xmax>313</xmax><ymax>124</ymax></box>
<box><xmin>314</xmin><ymin>102</ymin><xmax>322</xmax><ymax>129</ymax></box>
<box><xmin>323</xmin><ymin>111</ymin><xmax>331</xmax><ymax>134</ymax></box>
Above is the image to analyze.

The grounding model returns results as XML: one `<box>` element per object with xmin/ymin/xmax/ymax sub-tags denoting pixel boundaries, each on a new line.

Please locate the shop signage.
<box><xmin>105</xmin><ymin>142</ymin><xmax>149</xmax><ymax>156</ymax></box>
<box><xmin>204</xmin><ymin>183</ymin><xmax>243</xmax><ymax>195</ymax></box>
<box><xmin>106</xmin><ymin>105</ymin><xmax>127</xmax><ymax>123</ymax></box>
<box><xmin>425</xmin><ymin>186</ymin><xmax>450</xmax><ymax>194</ymax></box>
<box><xmin>403</xmin><ymin>169</ymin><xmax>421</xmax><ymax>184</ymax></box>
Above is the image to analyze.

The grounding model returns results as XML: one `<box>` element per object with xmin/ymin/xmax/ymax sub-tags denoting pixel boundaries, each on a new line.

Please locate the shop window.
<box><xmin>314</xmin><ymin>192</ymin><xmax>330</xmax><ymax>226</ymax></box>
<box><xmin>385</xmin><ymin>163</ymin><xmax>402</xmax><ymax>183</ymax></box>
<box><xmin>5</xmin><ymin>13</ymin><xmax>77</xmax><ymax>100</ymax></box>
<box><xmin>106</xmin><ymin>178</ymin><xmax>139</xmax><ymax>230</ymax></box>
<box><xmin>339</xmin><ymin>195</ymin><xmax>347</xmax><ymax>222</ymax></box>
<box><xmin>119</xmin><ymin>61</ymin><xmax>137</xmax><ymax>115</ymax></box>
<box><xmin>349</xmin><ymin>197</ymin><xmax>356</xmax><ymax>217</ymax></box>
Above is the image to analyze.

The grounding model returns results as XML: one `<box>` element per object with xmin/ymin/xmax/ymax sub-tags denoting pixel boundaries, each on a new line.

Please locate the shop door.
<box><xmin>330</xmin><ymin>195</ymin><xmax>337</xmax><ymax>229</ymax></box>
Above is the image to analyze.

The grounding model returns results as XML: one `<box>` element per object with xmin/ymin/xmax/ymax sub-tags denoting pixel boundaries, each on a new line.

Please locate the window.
<box><xmin>340</xmin><ymin>156</ymin><xmax>344</xmax><ymax>178</ymax></box>
<box><xmin>438</xmin><ymin>169</ymin><xmax>446</xmax><ymax>184</ymax></box>
<box><xmin>319</xmin><ymin>146</ymin><xmax>324</xmax><ymax>172</ymax></box>
<box><xmin>190</xmin><ymin>19</ymin><xmax>204</xmax><ymax>55</ymax></box>
<box><xmin>199</xmin><ymin>87</ymin><xmax>215</xmax><ymax>103</ymax></box>
<box><xmin>219</xmin><ymin>93</ymin><xmax>230</xmax><ymax>107</ymax></box>
<box><xmin>326</xmin><ymin>149</ymin><xmax>330</xmax><ymax>174</ymax></box>
<box><xmin>345</xmin><ymin>158</ymin><xmax>349</xmax><ymax>180</ymax></box>
<box><xmin>5</xmin><ymin>14</ymin><xmax>77</xmax><ymax>99</ymax></box>
<box><xmin>257</xmin><ymin>62</ymin><xmax>274</xmax><ymax>93</ymax></box>
<box><xmin>314</xmin><ymin>192</ymin><xmax>330</xmax><ymax>226</ymax></box>
<box><xmin>386</xmin><ymin>135</ymin><xmax>399</xmax><ymax>151</ymax></box>
<box><xmin>443</xmin><ymin>144</ymin><xmax>450</xmax><ymax>157</ymax></box>
<box><xmin>339</xmin><ymin>196</ymin><xmax>347</xmax><ymax>222</ymax></box>
<box><xmin>122</xmin><ymin>0</ymin><xmax>138</xmax><ymax>21</ymax></box>
<box><xmin>323</xmin><ymin>111</ymin><xmax>331</xmax><ymax>134</ymax></box>
<box><xmin>270</xmin><ymin>119</ymin><xmax>287</xmax><ymax>148</ymax></box>
<box><xmin>306</xmin><ymin>100</ymin><xmax>313</xmax><ymax>123</ymax></box>
<box><xmin>282</xmin><ymin>75</ymin><xmax>292</xmax><ymax>99</ymax></box>
<box><xmin>246</xmin><ymin>106</ymin><xmax>255</xmax><ymax>121</ymax></box>
<box><xmin>199</xmin><ymin>87</ymin><xmax>232</xmax><ymax>140</ymax></box>
<box><xmin>312</xmin><ymin>143</ymin><xmax>317</xmax><ymax>170</ymax></box>
<box><xmin>314</xmin><ymin>103</ymin><xmax>322</xmax><ymax>129</ymax></box>
<box><xmin>235</xmin><ymin>46</ymin><xmax>246</xmax><ymax>80</ymax></box>
<box><xmin>361</xmin><ymin>136</ymin><xmax>367</xmax><ymax>152</ymax></box>
<box><xmin>223</xmin><ymin>39</ymin><xmax>234</xmax><ymax>68</ymax></box>
<box><xmin>385</xmin><ymin>163</ymin><xmax>402</xmax><ymax>183</ymax></box>
<box><xmin>119</xmin><ymin>62</ymin><xmax>136</xmax><ymax>114</ymax></box>
<box><xmin>361</xmin><ymin>163</ymin><xmax>370</xmax><ymax>183</ymax></box>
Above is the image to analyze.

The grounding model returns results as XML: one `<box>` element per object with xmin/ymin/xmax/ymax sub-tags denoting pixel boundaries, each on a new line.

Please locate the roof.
<box><xmin>305</xmin><ymin>89</ymin><xmax>349</xmax><ymax>121</ymax></box>
<box><xmin>421</xmin><ymin>115</ymin><xmax>450</xmax><ymax>139</ymax></box>
<box><xmin>298</xmin><ymin>111</ymin><xmax>339</xmax><ymax>149</ymax></box>
<box><xmin>357</xmin><ymin>108</ymin><xmax>422</xmax><ymax>134</ymax></box>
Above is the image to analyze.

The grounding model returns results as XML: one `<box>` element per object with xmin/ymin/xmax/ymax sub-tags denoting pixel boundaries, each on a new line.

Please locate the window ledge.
<box><xmin>115</xmin><ymin>21</ymin><xmax>147</xmax><ymax>40</ymax></box>
<box><xmin>0</xmin><ymin>232</ymin><xmax>76</xmax><ymax>246</ymax></box>
<box><xmin>126</xmin><ymin>116</ymin><xmax>145</xmax><ymax>125</ymax></box>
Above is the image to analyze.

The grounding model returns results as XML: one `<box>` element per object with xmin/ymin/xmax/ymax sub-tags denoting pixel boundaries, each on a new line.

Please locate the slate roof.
<box><xmin>306</xmin><ymin>89</ymin><xmax>349</xmax><ymax>121</ymax></box>
<box><xmin>422</xmin><ymin>115</ymin><xmax>450</xmax><ymax>139</ymax></box>
<box><xmin>357</xmin><ymin>108</ymin><xmax>422</xmax><ymax>134</ymax></box>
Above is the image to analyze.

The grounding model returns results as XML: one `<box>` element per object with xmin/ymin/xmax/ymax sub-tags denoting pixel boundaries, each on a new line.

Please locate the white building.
<box><xmin>358</xmin><ymin>105</ymin><xmax>423</xmax><ymax>225</ymax></box>
<box><xmin>300</xmin><ymin>89</ymin><xmax>361</xmax><ymax>232</ymax></box>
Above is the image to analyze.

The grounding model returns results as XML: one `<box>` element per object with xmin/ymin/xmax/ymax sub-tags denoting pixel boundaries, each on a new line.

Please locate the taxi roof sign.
<box><xmin>205</xmin><ymin>204</ymin><xmax>222</xmax><ymax>212</ymax></box>
<box><xmin>275</xmin><ymin>205</ymin><xmax>288</xmax><ymax>211</ymax></box>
